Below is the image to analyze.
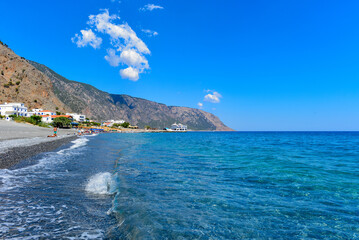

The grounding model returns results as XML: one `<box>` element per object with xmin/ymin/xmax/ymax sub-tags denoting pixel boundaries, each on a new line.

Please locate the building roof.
<box><xmin>41</xmin><ymin>115</ymin><xmax>72</xmax><ymax>118</ymax></box>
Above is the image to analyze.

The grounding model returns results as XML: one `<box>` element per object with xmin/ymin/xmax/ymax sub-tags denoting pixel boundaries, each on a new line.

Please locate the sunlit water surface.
<box><xmin>0</xmin><ymin>132</ymin><xmax>358</xmax><ymax>239</ymax></box>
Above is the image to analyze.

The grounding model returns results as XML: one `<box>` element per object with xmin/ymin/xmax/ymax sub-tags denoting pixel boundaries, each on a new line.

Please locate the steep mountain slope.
<box><xmin>0</xmin><ymin>43</ymin><xmax>232</xmax><ymax>130</ymax></box>
<box><xmin>0</xmin><ymin>44</ymin><xmax>70</xmax><ymax>112</ymax></box>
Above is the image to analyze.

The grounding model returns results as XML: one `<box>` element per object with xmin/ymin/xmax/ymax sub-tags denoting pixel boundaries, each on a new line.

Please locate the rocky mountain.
<box><xmin>0</xmin><ymin>43</ymin><xmax>232</xmax><ymax>130</ymax></box>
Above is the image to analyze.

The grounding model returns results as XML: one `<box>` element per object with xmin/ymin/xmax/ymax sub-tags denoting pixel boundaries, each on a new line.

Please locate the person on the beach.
<box><xmin>78</xmin><ymin>129</ymin><xmax>82</xmax><ymax>136</ymax></box>
<box><xmin>53</xmin><ymin>127</ymin><xmax>57</xmax><ymax>137</ymax></box>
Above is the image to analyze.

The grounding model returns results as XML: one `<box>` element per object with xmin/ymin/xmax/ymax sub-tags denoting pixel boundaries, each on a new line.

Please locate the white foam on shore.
<box><xmin>57</xmin><ymin>137</ymin><xmax>89</xmax><ymax>155</ymax></box>
<box><xmin>0</xmin><ymin>136</ymin><xmax>89</xmax><ymax>192</ymax></box>
<box><xmin>85</xmin><ymin>172</ymin><xmax>114</xmax><ymax>195</ymax></box>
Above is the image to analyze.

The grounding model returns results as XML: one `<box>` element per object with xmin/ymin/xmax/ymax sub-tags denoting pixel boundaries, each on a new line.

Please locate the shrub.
<box><xmin>30</xmin><ymin>115</ymin><xmax>42</xmax><ymax>124</ymax></box>
<box><xmin>121</xmin><ymin>122</ymin><xmax>130</xmax><ymax>128</ymax></box>
<box><xmin>52</xmin><ymin>117</ymin><xmax>72</xmax><ymax>128</ymax></box>
<box><xmin>16</xmin><ymin>81</ymin><xmax>20</xmax><ymax>85</ymax></box>
<box><xmin>1</xmin><ymin>70</ymin><xmax>3</xmax><ymax>75</ymax></box>
<box><xmin>34</xmin><ymin>99</ymin><xmax>37</xmax><ymax>103</ymax></box>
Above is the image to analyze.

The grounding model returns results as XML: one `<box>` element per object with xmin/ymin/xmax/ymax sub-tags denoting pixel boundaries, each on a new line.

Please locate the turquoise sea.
<box><xmin>0</xmin><ymin>132</ymin><xmax>358</xmax><ymax>239</ymax></box>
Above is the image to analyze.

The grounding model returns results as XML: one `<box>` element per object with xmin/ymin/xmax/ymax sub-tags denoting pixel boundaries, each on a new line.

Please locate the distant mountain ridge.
<box><xmin>0</xmin><ymin>43</ymin><xmax>232</xmax><ymax>130</ymax></box>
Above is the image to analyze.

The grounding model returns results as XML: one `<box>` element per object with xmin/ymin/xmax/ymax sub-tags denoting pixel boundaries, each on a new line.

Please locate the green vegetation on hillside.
<box><xmin>8</xmin><ymin>115</ymin><xmax>50</xmax><ymax>128</ymax></box>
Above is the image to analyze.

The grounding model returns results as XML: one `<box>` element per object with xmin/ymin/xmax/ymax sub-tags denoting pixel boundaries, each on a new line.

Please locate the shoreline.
<box><xmin>0</xmin><ymin>135</ymin><xmax>77</xmax><ymax>169</ymax></box>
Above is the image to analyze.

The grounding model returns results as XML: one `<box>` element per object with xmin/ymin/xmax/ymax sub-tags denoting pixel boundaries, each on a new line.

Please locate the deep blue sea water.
<box><xmin>0</xmin><ymin>132</ymin><xmax>358</xmax><ymax>239</ymax></box>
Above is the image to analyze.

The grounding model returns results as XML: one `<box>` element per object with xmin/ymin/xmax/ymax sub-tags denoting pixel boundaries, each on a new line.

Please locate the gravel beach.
<box><xmin>0</xmin><ymin>120</ymin><xmax>76</xmax><ymax>140</ymax></box>
<box><xmin>0</xmin><ymin>120</ymin><xmax>78</xmax><ymax>169</ymax></box>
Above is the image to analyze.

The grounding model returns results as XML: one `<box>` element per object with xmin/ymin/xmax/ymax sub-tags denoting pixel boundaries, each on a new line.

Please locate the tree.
<box><xmin>121</xmin><ymin>122</ymin><xmax>130</xmax><ymax>128</ymax></box>
<box><xmin>56</xmin><ymin>111</ymin><xmax>61</xmax><ymax>115</ymax></box>
<box><xmin>52</xmin><ymin>117</ymin><xmax>72</xmax><ymax>128</ymax></box>
<box><xmin>30</xmin><ymin>115</ymin><xmax>42</xmax><ymax>124</ymax></box>
<box><xmin>145</xmin><ymin>125</ymin><xmax>151</xmax><ymax>130</ymax></box>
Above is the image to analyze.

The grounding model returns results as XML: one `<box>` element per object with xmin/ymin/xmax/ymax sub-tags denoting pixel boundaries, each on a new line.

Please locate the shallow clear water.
<box><xmin>0</xmin><ymin>132</ymin><xmax>358</xmax><ymax>239</ymax></box>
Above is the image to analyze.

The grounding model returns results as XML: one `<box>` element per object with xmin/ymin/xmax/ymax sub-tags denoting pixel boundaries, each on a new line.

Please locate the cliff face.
<box><xmin>0</xmin><ymin>44</ymin><xmax>70</xmax><ymax>113</ymax></box>
<box><xmin>0</xmin><ymin>43</ymin><xmax>232</xmax><ymax>130</ymax></box>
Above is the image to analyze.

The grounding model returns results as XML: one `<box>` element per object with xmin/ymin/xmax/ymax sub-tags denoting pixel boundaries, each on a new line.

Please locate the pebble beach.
<box><xmin>0</xmin><ymin>120</ymin><xmax>77</xmax><ymax>168</ymax></box>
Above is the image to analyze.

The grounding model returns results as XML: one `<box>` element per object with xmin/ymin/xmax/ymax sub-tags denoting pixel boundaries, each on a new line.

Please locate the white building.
<box><xmin>37</xmin><ymin>110</ymin><xmax>56</xmax><ymax>116</ymax></box>
<box><xmin>41</xmin><ymin>114</ymin><xmax>73</xmax><ymax>123</ymax></box>
<box><xmin>171</xmin><ymin>123</ymin><xmax>188</xmax><ymax>131</ymax></box>
<box><xmin>107</xmin><ymin>119</ymin><xmax>125</xmax><ymax>124</ymax></box>
<box><xmin>66</xmin><ymin>113</ymin><xmax>86</xmax><ymax>122</ymax></box>
<box><xmin>26</xmin><ymin>109</ymin><xmax>56</xmax><ymax>117</ymax></box>
<box><xmin>0</xmin><ymin>102</ymin><xmax>28</xmax><ymax>120</ymax></box>
<box><xmin>41</xmin><ymin>115</ymin><xmax>53</xmax><ymax>123</ymax></box>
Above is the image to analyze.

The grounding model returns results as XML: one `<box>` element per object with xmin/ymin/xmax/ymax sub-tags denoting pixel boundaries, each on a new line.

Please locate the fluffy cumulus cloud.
<box><xmin>140</xmin><ymin>4</ymin><xmax>164</xmax><ymax>11</ymax></box>
<box><xmin>119</xmin><ymin>49</ymin><xmax>149</xmax><ymax>69</ymax></box>
<box><xmin>204</xmin><ymin>90</ymin><xmax>222</xmax><ymax>103</ymax></box>
<box><xmin>71</xmin><ymin>29</ymin><xmax>102</xmax><ymax>49</ymax></box>
<box><xmin>72</xmin><ymin>9</ymin><xmax>150</xmax><ymax>81</ymax></box>
<box><xmin>120</xmin><ymin>67</ymin><xmax>139</xmax><ymax>81</ymax></box>
<box><xmin>104</xmin><ymin>48</ymin><xmax>121</xmax><ymax>67</ymax></box>
<box><xmin>197</xmin><ymin>102</ymin><xmax>203</xmax><ymax>108</ymax></box>
<box><xmin>142</xmin><ymin>29</ymin><xmax>158</xmax><ymax>37</ymax></box>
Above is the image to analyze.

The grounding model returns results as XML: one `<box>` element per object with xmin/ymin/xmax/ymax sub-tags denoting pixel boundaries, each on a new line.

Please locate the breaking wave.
<box><xmin>85</xmin><ymin>172</ymin><xmax>116</xmax><ymax>195</ymax></box>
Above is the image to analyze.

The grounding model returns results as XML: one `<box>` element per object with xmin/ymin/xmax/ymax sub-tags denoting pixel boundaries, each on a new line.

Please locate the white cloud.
<box><xmin>204</xmin><ymin>91</ymin><xmax>222</xmax><ymax>103</ymax></box>
<box><xmin>72</xmin><ymin>9</ymin><xmax>151</xmax><ymax>81</ymax></box>
<box><xmin>140</xmin><ymin>4</ymin><xmax>164</xmax><ymax>11</ymax></box>
<box><xmin>142</xmin><ymin>29</ymin><xmax>158</xmax><ymax>37</ymax></box>
<box><xmin>104</xmin><ymin>48</ymin><xmax>121</xmax><ymax>67</ymax></box>
<box><xmin>119</xmin><ymin>49</ymin><xmax>149</xmax><ymax>70</ymax></box>
<box><xmin>71</xmin><ymin>29</ymin><xmax>102</xmax><ymax>49</ymax></box>
<box><xmin>88</xmin><ymin>10</ymin><xmax>150</xmax><ymax>54</ymax></box>
<box><xmin>197</xmin><ymin>102</ymin><xmax>203</xmax><ymax>108</ymax></box>
<box><xmin>120</xmin><ymin>67</ymin><xmax>139</xmax><ymax>81</ymax></box>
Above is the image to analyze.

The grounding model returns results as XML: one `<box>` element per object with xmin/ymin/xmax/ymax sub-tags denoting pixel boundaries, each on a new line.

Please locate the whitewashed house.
<box><xmin>0</xmin><ymin>102</ymin><xmax>28</xmax><ymax>120</ymax></box>
<box><xmin>105</xmin><ymin>119</ymin><xmax>125</xmax><ymax>126</ymax></box>
<box><xmin>37</xmin><ymin>110</ymin><xmax>56</xmax><ymax>116</ymax></box>
<box><xmin>171</xmin><ymin>123</ymin><xmax>188</xmax><ymax>131</ymax></box>
<box><xmin>66</xmin><ymin>113</ymin><xmax>86</xmax><ymax>122</ymax></box>
<box><xmin>27</xmin><ymin>109</ymin><xmax>56</xmax><ymax>117</ymax></box>
<box><xmin>41</xmin><ymin>114</ymin><xmax>73</xmax><ymax>123</ymax></box>
<box><xmin>41</xmin><ymin>115</ymin><xmax>53</xmax><ymax>123</ymax></box>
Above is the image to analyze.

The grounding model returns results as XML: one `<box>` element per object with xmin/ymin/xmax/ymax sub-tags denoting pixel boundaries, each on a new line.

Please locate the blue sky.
<box><xmin>1</xmin><ymin>0</ymin><xmax>359</xmax><ymax>130</ymax></box>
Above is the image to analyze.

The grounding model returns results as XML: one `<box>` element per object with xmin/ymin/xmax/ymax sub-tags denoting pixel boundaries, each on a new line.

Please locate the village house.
<box><xmin>41</xmin><ymin>115</ymin><xmax>73</xmax><ymax>123</ymax></box>
<box><xmin>0</xmin><ymin>102</ymin><xmax>28</xmax><ymax>120</ymax></box>
<box><xmin>66</xmin><ymin>113</ymin><xmax>86</xmax><ymax>122</ymax></box>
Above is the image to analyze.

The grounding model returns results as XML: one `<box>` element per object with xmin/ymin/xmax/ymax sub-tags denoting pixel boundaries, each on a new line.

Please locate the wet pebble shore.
<box><xmin>0</xmin><ymin>136</ymin><xmax>77</xmax><ymax>169</ymax></box>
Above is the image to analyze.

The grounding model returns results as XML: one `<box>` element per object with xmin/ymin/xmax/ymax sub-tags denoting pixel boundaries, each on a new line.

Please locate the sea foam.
<box><xmin>85</xmin><ymin>172</ymin><xmax>114</xmax><ymax>195</ymax></box>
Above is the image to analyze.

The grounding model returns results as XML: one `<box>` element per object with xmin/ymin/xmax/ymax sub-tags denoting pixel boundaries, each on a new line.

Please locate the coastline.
<box><xmin>0</xmin><ymin>135</ymin><xmax>78</xmax><ymax>169</ymax></box>
<box><xmin>0</xmin><ymin>120</ymin><xmax>78</xmax><ymax>169</ymax></box>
